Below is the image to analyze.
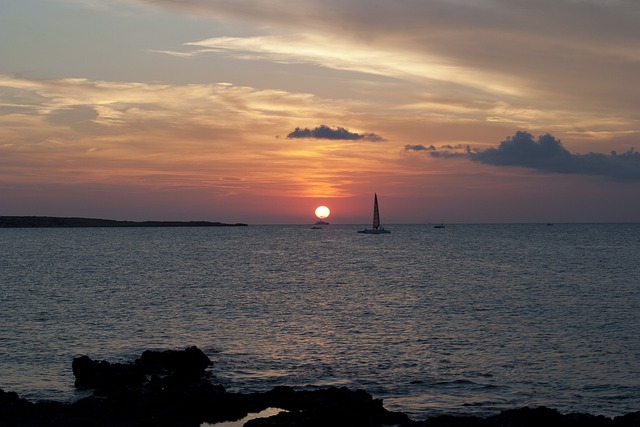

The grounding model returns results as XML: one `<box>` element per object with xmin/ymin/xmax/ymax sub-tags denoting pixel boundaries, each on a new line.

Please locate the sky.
<box><xmin>1</xmin><ymin>0</ymin><xmax>639</xmax><ymax>224</ymax></box>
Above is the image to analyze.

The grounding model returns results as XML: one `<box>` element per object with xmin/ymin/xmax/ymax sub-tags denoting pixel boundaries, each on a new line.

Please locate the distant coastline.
<box><xmin>0</xmin><ymin>216</ymin><xmax>248</xmax><ymax>228</ymax></box>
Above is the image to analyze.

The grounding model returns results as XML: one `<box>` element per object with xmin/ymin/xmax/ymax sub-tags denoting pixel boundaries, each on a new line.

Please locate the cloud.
<box><xmin>0</xmin><ymin>75</ymin><xmax>367</xmax><ymax>190</ymax></box>
<box><xmin>406</xmin><ymin>143</ymin><xmax>471</xmax><ymax>159</ymax></box>
<box><xmin>411</xmin><ymin>131</ymin><xmax>640</xmax><ymax>181</ymax></box>
<box><xmin>138</xmin><ymin>0</ymin><xmax>640</xmax><ymax>120</ymax></box>
<box><xmin>287</xmin><ymin>125</ymin><xmax>384</xmax><ymax>142</ymax></box>
<box><xmin>472</xmin><ymin>132</ymin><xmax>572</xmax><ymax>167</ymax></box>
<box><xmin>472</xmin><ymin>131</ymin><xmax>640</xmax><ymax>181</ymax></box>
<box><xmin>166</xmin><ymin>34</ymin><xmax>492</xmax><ymax>96</ymax></box>
<box><xmin>404</xmin><ymin>144</ymin><xmax>435</xmax><ymax>152</ymax></box>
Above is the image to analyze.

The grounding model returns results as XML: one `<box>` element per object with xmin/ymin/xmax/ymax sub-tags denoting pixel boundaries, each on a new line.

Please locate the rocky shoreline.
<box><xmin>0</xmin><ymin>216</ymin><xmax>248</xmax><ymax>228</ymax></box>
<box><xmin>1</xmin><ymin>347</ymin><xmax>638</xmax><ymax>426</ymax></box>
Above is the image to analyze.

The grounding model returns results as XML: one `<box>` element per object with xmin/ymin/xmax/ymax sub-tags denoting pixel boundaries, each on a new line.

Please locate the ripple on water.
<box><xmin>1</xmin><ymin>224</ymin><xmax>639</xmax><ymax>418</ymax></box>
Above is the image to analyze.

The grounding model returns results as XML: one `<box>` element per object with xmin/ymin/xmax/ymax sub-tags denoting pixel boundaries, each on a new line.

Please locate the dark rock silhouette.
<box><xmin>71</xmin><ymin>346</ymin><xmax>213</xmax><ymax>391</ymax></box>
<box><xmin>1</xmin><ymin>346</ymin><xmax>639</xmax><ymax>426</ymax></box>
<box><xmin>72</xmin><ymin>355</ymin><xmax>146</xmax><ymax>390</ymax></box>
<box><xmin>244</xmin><ymin>386</ymin><xmax>411</xmax><ymax>427</ymax></box>
<box><xmin>137</xmin><ymin>346</ymin><xmax>213</xmax><ymax>379</ymax></box>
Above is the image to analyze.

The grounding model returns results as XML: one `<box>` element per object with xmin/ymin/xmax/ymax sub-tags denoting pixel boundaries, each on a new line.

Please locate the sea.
<box><xmin>1</xmin><ymin>223</ymin><xmax>639</xmax><ymax>420</ymax></box>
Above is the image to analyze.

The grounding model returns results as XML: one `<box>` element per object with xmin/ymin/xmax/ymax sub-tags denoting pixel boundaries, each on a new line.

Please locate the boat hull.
<box><xmin>358</xmin><ymin>228</ymin><xmax>391</xmax><ymax>234</ymax></box>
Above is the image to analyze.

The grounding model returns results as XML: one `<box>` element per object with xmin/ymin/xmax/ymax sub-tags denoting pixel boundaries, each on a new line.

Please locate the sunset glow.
<box><xmin>1</xmin><ymin>1</ymin><xmax>639</xmax><ymax>223</ymax></box>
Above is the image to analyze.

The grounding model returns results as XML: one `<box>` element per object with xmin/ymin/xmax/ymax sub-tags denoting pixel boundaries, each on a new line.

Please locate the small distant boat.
<box><xmin>358</xmin><ymin>193</ymin><xmax>390</xmax><ymax>234</ymax></box>
<box><xmin>434</xmin><ymin>223</ymin><xmax>445</xmax><ymax>229</ymax></box>
<box><xmin>310</xmin><ymin>226</ymin><xmax>322</xmax><ymax>229</ymax></box>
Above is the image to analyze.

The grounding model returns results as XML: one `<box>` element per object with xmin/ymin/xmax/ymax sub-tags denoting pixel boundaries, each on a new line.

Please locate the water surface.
<box><xmin>1</xmin><ymin>224</ymin><xmax>639</xmax><ymax>419</ymax></box>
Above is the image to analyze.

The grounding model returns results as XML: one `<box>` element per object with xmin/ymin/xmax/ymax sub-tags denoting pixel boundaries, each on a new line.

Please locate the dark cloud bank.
<box><xmin>287</xmin><ymin>124</ymin><xmax>385</xmax><ymax>142</ymax></box>
<box><xmin>406</xmin><ymin>131</ymin><xmax>640</xmax><ymax>181</ymax></box>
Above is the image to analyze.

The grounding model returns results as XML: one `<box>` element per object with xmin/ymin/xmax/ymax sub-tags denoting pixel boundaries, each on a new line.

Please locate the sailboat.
<box><xmin>358</xmin><ymin>193</ymin><xmax>391</xmax><ymax>234</ymax></box>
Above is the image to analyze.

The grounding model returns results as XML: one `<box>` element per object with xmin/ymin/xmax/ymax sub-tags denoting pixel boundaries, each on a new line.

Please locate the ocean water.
<box><xmin>1</xmin><ymin>223</ymin><xmax>639</xmax><ymax>420</ymax></box>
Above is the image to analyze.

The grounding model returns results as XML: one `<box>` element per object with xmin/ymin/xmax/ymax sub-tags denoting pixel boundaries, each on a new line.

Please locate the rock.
<box><xmin>72</xmin><ymin>355</ymin><xmax>145</xmax><ymax>390</ymax></box>
<box><xmin>0</xmin><ymin>389</ymin><xmax>33</xmax><ymax>420</ymax></box>
<box><xmin>3</xmin><ymin>348</ymin><xmax>640</xmax><ymax>427</ymax></box>
<box><xmin>416</xmin><ymin>414</ymin><xmax>490</xmax><ymax>426</ymax></box>
<box><xmin>136</xmin><ymin>345</ymin><xmax>212</xmax><ymax>379</ymax></box>
<box><xmin>486</xmin><ymin>406</ymin><xmax>566</xmax><ymax>427</ymax></box>
<box><xmin>72</xmin><ymin>346</ymin><xmax>212</xmax><ymax>391</ymax></box>
<box><xmin>246</xmin><ymin>386</ymin><xmax>412</xmax><ymax>427</ymax></box>
<box><xmin>565</xmin><ymin>412</ymin><xmax>612</xmax><ymax>426</ymax></box>
<box><xmin>613</xmin><ymin>411</ymin><xmax>640</xmax><ymax>427</ymax></box>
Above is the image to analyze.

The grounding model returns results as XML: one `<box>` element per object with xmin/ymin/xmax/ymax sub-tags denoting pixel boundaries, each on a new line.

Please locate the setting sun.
<box><xmin>314</xmin><ymin>206</ymin><xmax>330</xmax><ymax>219</ymax></box>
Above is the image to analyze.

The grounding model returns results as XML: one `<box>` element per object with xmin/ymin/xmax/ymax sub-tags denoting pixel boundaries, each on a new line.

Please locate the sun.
<box><xmin>315</xmin><ymin>206</ymin><xmax>330</xmax><ymax>219</ymax></box>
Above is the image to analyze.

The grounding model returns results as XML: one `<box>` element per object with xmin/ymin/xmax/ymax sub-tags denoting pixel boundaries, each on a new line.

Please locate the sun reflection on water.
<box><xmin>201</xmin><ymin>407</ymin><xmax>287</xmax><ymax>427</ymax></box>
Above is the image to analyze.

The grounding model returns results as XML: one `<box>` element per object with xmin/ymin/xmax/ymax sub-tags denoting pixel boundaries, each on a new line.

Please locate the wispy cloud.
<box><xmin>0</xmin><ymin>75</ymin><xmax>390</xmax><ymax>199</ymax></box>
<box><xmin>138</xmin><ymin>0</ymin><xmax>640</xmax><ymax>110</ymax></box>
<box><xmin>287</xmin><ymin>125</ymin><xmax>384</xmax><ymax>142</ymax></box>
<box><xmin>0</xmin><ymin>75</ymin><xmax>332</xmax><ymax>130</ymax></box>
<box><xmin>407</xmin><ymin>131</ymin><xmax>640</xmax><ymax>181</ymax></box>
<box><xmin>154</xmin><ymin>34</ymin><xmax>516</xmax><ymax>98</ymax></box>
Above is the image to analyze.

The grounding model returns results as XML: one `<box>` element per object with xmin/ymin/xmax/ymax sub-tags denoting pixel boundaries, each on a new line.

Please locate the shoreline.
<box><xmin>0</xmin><ymin>216</ymin><xmax>248</xmax><ymax>228</ymax></box>
<box><xmin>1</xmin><ymin>347</ymin><xmax>638</xmax><ymax>427</ymax></box>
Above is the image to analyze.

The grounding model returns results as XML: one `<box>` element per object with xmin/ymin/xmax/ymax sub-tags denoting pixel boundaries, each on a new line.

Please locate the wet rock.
<box><xmin>613</xmin><ymin>411</ymin><xmax>640</xmax><ymax>427</ymax></box>
<box><xmin>486</xmin><ymin>406</ymin><xmax>565</xmax><ymax>426</ymax></box>
<box><xmin>72</xmin><ymin>345</ymin><xmax>212</xmax><ymax>391</ymax></box>
<box><xmin>0</xmin><ymin>389</ymin><xmax>33</xmax><ymax>420</ymax></box>
<box><xmin>245</xmin><ymin>386</ymin><xmax>412</xmax><ymax>427</ymax></box>
<box><xmin>3</xmin><ymin>348</ymin><xmax>640</xmax><ymax>427</ymax></box>
<box><xmin>565</xmin><ymin>411</ymin><xmax>613</xmax><ymax>427</ymax></box>
<box><xmin>72</xmin><ymin>355</ymin><xmax>145</xmax><ymax>390</ymax></box>
<box><xmin>416</xmin><ymin>414</ymin><xmax>490</xmax><ymax>426</ymax></box>
<box><xmin>137</xmin><ymin>345</ymin><xmax>212</xmax><ymax>379</ymax></box>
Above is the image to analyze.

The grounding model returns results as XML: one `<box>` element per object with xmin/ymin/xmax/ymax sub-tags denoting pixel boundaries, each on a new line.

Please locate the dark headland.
<box><xmin>0</xmin><ymin>216</ymin><xmax>248</xmax><ymax>228</ymax></box>
<box><xmin>1</xmin><ymin>347</ymin><xmax>638</xmax><ymax>427</ymax></box>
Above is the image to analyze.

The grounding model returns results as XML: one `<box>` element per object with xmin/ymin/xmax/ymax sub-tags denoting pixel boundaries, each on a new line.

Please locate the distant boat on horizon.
<box><xmin>358</xmin><ymin>193</ymin><xmax>390</xmax><ymax>234</ymax></box>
